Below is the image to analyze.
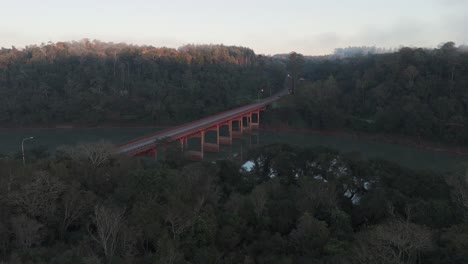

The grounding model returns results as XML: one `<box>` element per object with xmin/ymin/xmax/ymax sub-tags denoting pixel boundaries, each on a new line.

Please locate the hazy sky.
<box><xmin>1</xmin><ymin>0</ymin><xmax>467</xmax><ymax>55</ymax></box>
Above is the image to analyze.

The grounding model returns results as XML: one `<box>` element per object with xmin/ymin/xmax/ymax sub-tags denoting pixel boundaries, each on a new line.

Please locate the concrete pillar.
<box><xmin>242</xmin><ymin>115</ymin><xmax>251</xmax><ymax>134</ymax></box>
<box><xmin>204</xmin><ymin>126</ymin><xmax>220</xmax><ymax>152</ymax></box>
<box><xmin>179</xmin><ymin>138</ymin><xmax>184</xmax><ymax>152</ymax></box>
<box><xmin>185</xmin><ymin>131</ymin><xmax>204</xmax><ymax>161</ymax></box>
<box><xmin>147</xmin><ymin>147</ymin><xmax>158</xmax><ymax>160</ymax></box>
<box><xmin>232</xmin><ymin>119</ymin><xmax>243</xmax><ymax>138</ymax></box>
<box><xmin>251</xmin><ymin>110</ymin><xmax>260</xmax><ymax>129</ymax></box>
<box><xmin>219</xmin><ymin>122</ymin><xmax>232</xmax><ymax>145</ymax></box>
<box><xmin>200</xmin><ymin>130</ymin><xmax>204</xmax><ymax>159</ymax></box>
<box><xmin>239</xmin><ymin>117</ymin><xmax>243</xmax><ymax>133</ymax></box>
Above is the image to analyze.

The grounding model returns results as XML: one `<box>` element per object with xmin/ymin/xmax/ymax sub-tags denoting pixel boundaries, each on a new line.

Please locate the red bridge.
<box><xmin>117</xmin><ymin>89</ymin><xmax>288</xmax><ymax>160</ymax></box>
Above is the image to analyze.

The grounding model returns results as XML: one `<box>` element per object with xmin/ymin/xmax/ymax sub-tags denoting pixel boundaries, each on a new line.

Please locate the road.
<box><xmin>117</xmin><ymin>89</ymin><xmax>288</xmax><ymax>155</ymax></box>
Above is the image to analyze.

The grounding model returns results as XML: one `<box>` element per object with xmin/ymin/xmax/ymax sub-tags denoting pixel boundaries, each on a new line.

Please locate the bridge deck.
<box><xmin>117</xmin><ymin>90</ymin><xmax>287</xmax><ymax>155</ymax></box>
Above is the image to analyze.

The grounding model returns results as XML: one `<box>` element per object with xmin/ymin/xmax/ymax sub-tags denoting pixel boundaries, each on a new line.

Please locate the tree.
<box><xmin>250</xmin><ymin>184</ymin><xmax>268</xmax><ymax>218</ymax></box>
<box><xmin>403</xmin><ymin>65</ymin><xmax>419</xmax><ymax>88</ymax></box>
<box><xmin>289</xmin><ymin>212</ymin><xmax>329</xmax><ymax>257</ymax></box>
<box><xmin>287</xmin><ymin>52</ymin><xmax>304</xmax><ymax>94</ymax></box>
<box><xmin>0</xmin><ymin>41</ymin><xmax>286</xmax><ymax>127</ymax></box>
<box><xmin>446</xmin><ymin>173</ymin><xmax>468</xmax><ymax>219</ymax></box>
<box><xmin>296</xmin><ymin>177</ymin><xmax>337</xmax><ymax>215</ymax></box>
<box><xmin>164</xmin><ymin>163</ymin><xmax>219</xmax><ymax>240</ymax></box>
<box><xmin>155</xmin><ymin>239</ymin><xmax>185</xmax><ymax>264</ymax></box>
<box><xmin>438</xmin><ymin>222</ymin><xmax>468</xmax><ymax>263</ymax></box>
<box><xmin>60</xmin><ymin>182</ymin><xmax>95</xmax><ymax>239</ymax></box>
<box><xmin>10</xmin><ymin>171</ymin><xmax>65</xmax><ymax>221</ymax></box>
<box><xmin>58</xmin><ymin>141</ymin><xmax>114</xmax><ymax>168</ymax></box>
<box><xmin>11</xmin><ymin>214</ymin><xmax>43</xmax><ymax>249</ymax></box>
<box><xmin>353</xmin><ymin>219</ymin><xmax>433</xmax><ymax>264</ymax></box>
<box><xmin>89</xmin><ymin>204</ymin><xmax>125</xmax><ymax>262</ymax></box>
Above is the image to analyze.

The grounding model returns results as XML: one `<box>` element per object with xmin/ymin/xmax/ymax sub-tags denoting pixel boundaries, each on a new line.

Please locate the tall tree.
<box><xmin>287</xmin><ymin>52</ymin><xmax>304</xmax><ymax>94</ymax></box>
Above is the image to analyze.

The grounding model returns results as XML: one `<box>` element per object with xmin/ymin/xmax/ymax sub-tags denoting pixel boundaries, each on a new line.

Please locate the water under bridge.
<box><xmin>117</xmin><ymin>89</ymin><xmax>288</xmax><ymax>160</ymax></box>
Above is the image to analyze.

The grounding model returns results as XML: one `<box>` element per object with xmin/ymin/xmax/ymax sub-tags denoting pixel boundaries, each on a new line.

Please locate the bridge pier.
<box><xmin>146</xmin><ymin>147</ymin><xmax>158</xmax><ymax>160</ymax></box>
<box><xmin>153</xmin><ymin>148</ymin><xmax>158</xmax><ymax>160</ymax></box>
<box><xmin>232</xmin><ymin>118</ymin><xmax>243</xmax><ymax>138</ymax></box>
<box><xmin>136</xmin><ymin>147</ymin><xmax>158</xmax><ymax>160</ymax></box>
<box><xmin>179</xmin><ymin>138</ymin><xmax>185</xmax><ymax>152</ymax></box>
<box><xmin>219</xmin><ymin>122</ymin><xmax>232</xmax><ymax>145</ymax></box>
<box><xmin>203</xmin><ymin>126</ymin><xmax>220</xmax><ymax>152</ymax></box>
<box><xmin>242</xmin><ymin>115</ymin><xmax>251</xmax><ymax>134</ymax></box>
<box><xmin>251</xmin><ymin>110</ymin><xmax>260</xmax><ymax>129</ymax></box>
<box><xmin>185</xmin><ymin>131</ymin><xmax>204</xmax><ymax>161</ymax></box>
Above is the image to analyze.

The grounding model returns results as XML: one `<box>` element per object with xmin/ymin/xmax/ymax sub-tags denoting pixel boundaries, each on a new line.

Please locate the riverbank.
<box><xmin>1</xmin><ymin>125</ymin><xmax>465</xmax><ymax>172</ymax></box>
<box><xmin>2</xmin><ymin>123</ymin><xmax>467</xmax><ymax>157</ymax></box>
<box><xmin>0</xmin><ymin>123</ymin><xmax>169</xmax><ymax>131</ymax></box>
<box><xmin>261</xmin><ymin>125</ymin><xmax>468</xmax><ymax>156</ymax></box>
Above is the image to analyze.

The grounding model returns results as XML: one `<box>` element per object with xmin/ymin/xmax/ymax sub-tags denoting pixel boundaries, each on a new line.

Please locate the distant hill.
<box><xmin>0</xmin><ymin>39</ymin><xmax>286</xmax><ymax>126</ymax></box>
<box><xmin>273</xmin><ymin>42</ymin><xmax>468</xmax><ymax>145</ymax></box>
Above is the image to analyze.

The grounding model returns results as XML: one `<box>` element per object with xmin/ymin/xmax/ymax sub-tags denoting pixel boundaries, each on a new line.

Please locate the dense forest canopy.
<box><xmin>0</xmin><ymin>143</ymin><xmax>467</xmax><ymax>263</ymax></box>
<box><xmin>0</xmin><ymin>39</ymin><xmax>286</xmax><ymax>126</ymax></box>
<box><xmin>1</xmin><ymin>39</ymin><xmax>468</xmax><ymax>264</ymax></box>
<box><xmin>3</xmin><ymin>39</ymin><xmax>466</xmax><ymax>147</ymax></box>
<box><xmin>273</xmin><ymin>42</ymin><xmax>468</xmax><ymax>145</ymax></box>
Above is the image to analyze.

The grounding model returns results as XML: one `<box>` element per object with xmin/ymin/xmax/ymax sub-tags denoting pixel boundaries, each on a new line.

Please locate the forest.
<box><xmin>274</xmin><ymin>42</ymin><xmax>468</xmax><ymax>145</ymax></box>
<box><xmin>1</xmin><ymin>40</ymin><xmax>468</xmax><ymax>264</ymax></box>
<box><xmin>2</xmin><ymin>40</ymin><xmax>468</xmax><ymax>147</ymax></box>
<box><xmin>0</xmin><ymin>142</ymin><xmax>467</xmax><ymax>264</ymax></box>
<box><xmin>0</xmin><ymin>40</ymin><xmax>285</xmax><ymax>126</ymax></box>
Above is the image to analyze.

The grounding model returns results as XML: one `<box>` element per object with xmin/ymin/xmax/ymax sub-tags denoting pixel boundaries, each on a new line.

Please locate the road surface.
<box><xmin>117</xmin><ymin>89</ymin><xmax>288</xmax><ymax>154</ymax></box>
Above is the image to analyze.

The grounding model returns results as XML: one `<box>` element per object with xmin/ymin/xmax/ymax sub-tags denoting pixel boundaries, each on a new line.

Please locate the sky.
<box><xmin>1</xmin><ymin>0</ymin><xmax>467</xmax><ymax>55</ymax></box>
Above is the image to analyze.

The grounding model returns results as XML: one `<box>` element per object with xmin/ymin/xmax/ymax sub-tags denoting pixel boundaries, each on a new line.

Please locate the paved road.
<box><xmin>117</xmin><ymin>89</ymin><xmax>288</xmax><ymax>155</ymax></box>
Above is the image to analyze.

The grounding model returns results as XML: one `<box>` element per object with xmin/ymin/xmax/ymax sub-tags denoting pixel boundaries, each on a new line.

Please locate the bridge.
<box><xmin>117</xmin><ymin>89</ymin><xmax>288</xmax><ymax>160</ymax></box>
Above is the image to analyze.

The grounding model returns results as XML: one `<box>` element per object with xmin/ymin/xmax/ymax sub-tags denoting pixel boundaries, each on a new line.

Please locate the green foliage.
<box><xmin>287</xmin><ymin>52</ymin><xmax>305</xmax><ymax>94</ymax></box>
<box><xmin>0</xmin><ymin>40</ymin><xmax>286</xmax><ymax>126</ymax></box>
<box><xmin>0</xmin><ymin>142</ymin><xmax>466</xmax><ymax>263</ymax></box>
<box><xmin>435</xmin><ymin>222</ymin><xmax>468</xmax><ymax>263</ymax></box>
<box><xmin>275</xmin><ymin>42</ymin><xmax>468</xmax><ymax>145</ymax></box>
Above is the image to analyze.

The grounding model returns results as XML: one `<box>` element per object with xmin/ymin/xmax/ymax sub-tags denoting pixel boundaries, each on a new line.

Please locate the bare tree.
<box><xmin>165</xmin><ymin>204</ymin><xmax>194</xmax><ymax>240</ymax></box>
<box><xmin>118</xmin><ymin>225</ymin><xmax>138</xmax><ymax>260</ymax></box>
<box><xmin>88</xmin><ymin>204</ymin><xmax>125</xmax><ymax>262</ymax></box>
<box><xmin>10</xmin><ymin>171</ymin><xmax>64</xmax><ymax>220</ymax></box>
<box><xmin>60</xmin><ymin>182</ymin><xmax>95</xmax><ymax>239</ymax></box>
<box><xmin>353</xmin><ymin>219</ymin><xmax>433</xmax><ymax>264</ymax></box>
<box><xmin>58</xmin><ymin>141</ymin><xmax>114</xmax><ymax>168</ymax></box>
